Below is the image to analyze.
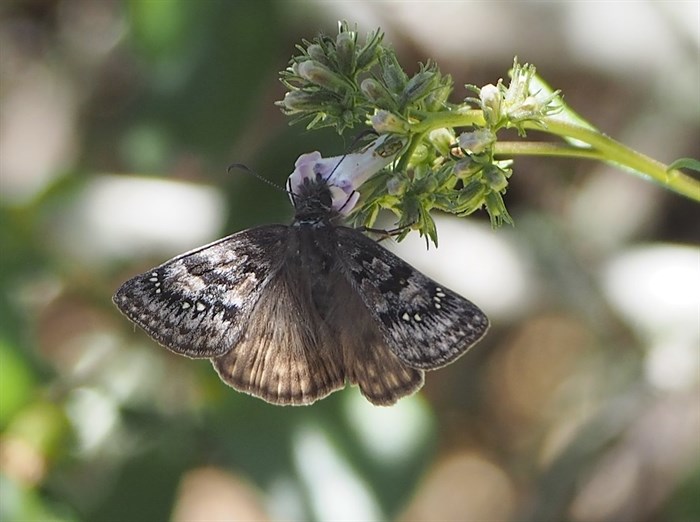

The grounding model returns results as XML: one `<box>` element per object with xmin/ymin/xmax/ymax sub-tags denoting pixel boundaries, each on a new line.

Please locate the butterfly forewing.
<box><xmin>336</xmin><ymin>227</ymin><xmax>489</xmax><ymax>370</ymax></box>
<box><xmin>113</xmin><ymin>226</ymin><xmax>288</xmax><ymax>358</ymax></box>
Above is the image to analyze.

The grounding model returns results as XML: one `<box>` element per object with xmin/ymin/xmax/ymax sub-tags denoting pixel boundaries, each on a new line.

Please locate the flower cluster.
<box><xmin>278</xmin><ymin>22</ymin><xmax>384</xmax><ymax>133</ymax></box>
<box><xmin>278</xmin><ymin>21</ymin><xmax>453</xmax><ymax>135</ymax></box>
<box><xmin>279</xmin><ymin>23</ymin><xmax>566</xmax><ymax>244</ymax></box>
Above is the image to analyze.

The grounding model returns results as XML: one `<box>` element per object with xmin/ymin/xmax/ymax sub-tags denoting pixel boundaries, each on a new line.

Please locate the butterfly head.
<box><xmin>292</xmin><ymin>173</ymin><xmax>337</xmax><ymax>223</ymax></box>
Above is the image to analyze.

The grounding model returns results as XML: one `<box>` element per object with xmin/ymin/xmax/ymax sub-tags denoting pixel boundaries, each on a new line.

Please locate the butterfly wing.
<box><xmin>211</xmin><ymin>275</ymin><xmax>347</xmax><ymax>406</ymax></box>
<box><xmin>336</xmin><ymin>227</ymin><xmax>489</xmax><ymax>370</ymax></box>
<box><xmin>113</xmin><ymin>225</ymin><xmax>288</xmax><ymax>358</ymax></box>
<box><xmin>324</xmin><ymin>271</ymin><xmax>424</xmax><ymax>405</ymax></box>
<box><xmin>211</xmin><ymin>229</ymin><xmax>345</xmax><ymax>405</ymax></box>
<box><xmin>212</xmin><ymin>225</ymin><xmax>423</xmax><ymax>406</ymax></box>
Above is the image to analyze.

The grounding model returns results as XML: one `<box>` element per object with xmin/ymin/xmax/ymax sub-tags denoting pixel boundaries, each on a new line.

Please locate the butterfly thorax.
<box><xmin>292</xmin><ymin>175</ymin><xmax>340</xmax><ymax>226</ymax></box>
<box><xmin>287</xmin><ymin>175</ymin><xmax>346</xmax><ymax>316</ymax></box>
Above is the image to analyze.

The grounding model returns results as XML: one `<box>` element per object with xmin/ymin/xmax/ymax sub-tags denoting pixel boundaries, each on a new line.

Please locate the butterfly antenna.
<box><xmin>336</xmin><ymin>190</ymin><xmax>358</xmax><ymax>213</ymax></box>
<box><xmin>227</xmin><ymin>163</ymin><xmax>290</xmax><ymax>195</ymax></box>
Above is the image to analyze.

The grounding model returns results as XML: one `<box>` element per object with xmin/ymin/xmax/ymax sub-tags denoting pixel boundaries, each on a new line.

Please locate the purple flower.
<box><xmin>287</xmin><ymin>136</ymin><xmax>400</xmax><ymax>215</ymax></box>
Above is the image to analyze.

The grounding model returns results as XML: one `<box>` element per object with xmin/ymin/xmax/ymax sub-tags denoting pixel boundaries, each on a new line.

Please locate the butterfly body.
<box><xmin>114</xmin><ymin>174</ymin><xmax>488</xmax><ymax>405</ymax></box>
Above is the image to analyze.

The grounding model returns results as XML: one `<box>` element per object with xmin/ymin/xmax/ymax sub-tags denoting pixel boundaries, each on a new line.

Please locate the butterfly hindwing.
<box><xmin>335</xmin><ymin>227</ymin><xmax>490</xmax><ymax>370</ymax></box>
<box><xmin>211</xmin><ymin>269</ymin><xmax>347</xmax><ymax>405</ymax></box>
<box><xmin>113</xmin><ymin>225</ymin><xmax>288</xmax><ymax>358</ymax></box>
<box><xmin>324</xmin><ymin>270</ymin><xmax>424</xmax><ymax>405</ymax></box>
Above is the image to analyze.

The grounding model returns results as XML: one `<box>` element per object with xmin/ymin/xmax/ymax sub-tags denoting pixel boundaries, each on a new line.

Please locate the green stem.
<box><xmin>412</xmin><ymin>109</ymin><xmax>486</xmax><ymax>132</ymax></box>
<box><xmin>396</xmin><ymin>131</ymin><xmax>427</xmax><ymax>172</ymax></box>
<box><xmin>494</xmin><ymin>141</ymin><xmax>605</xmax><ymax>160</ymax></box>
<box><xmin>410</xmin><ymin>110</ymin><xmax>700</xmax><ymax>202</ymax></box>
<box><xmin>533</xmin><ymin>117</ymin><xmax>700</xmax><ymax>202</ymax></box>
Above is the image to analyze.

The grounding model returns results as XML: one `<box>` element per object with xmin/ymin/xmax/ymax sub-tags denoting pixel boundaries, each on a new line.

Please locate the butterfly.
<box><xmin>113</xmin><ymin>172</ymin><xmax>489</xmax><ymax>406</ymax></box>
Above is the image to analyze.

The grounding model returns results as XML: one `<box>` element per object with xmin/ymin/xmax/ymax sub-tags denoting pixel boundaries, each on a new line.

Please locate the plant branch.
<box><xmin>412</xmin><ymin>111</ymin><xmax>700</xmax><ymax>202</ymax></box>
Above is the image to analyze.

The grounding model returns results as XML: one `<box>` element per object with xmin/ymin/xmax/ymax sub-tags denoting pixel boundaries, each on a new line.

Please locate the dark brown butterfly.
<box><xmin>113</xmin><ymin>173</ymin><xmax>488</xmax><ymax>405</ymax></box>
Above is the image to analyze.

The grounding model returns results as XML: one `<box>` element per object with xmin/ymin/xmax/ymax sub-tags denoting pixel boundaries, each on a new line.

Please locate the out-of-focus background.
<box><xmin>1</xmin><ymin>1</ymin><xmax>698</xmax><ymax>521</ymax></box>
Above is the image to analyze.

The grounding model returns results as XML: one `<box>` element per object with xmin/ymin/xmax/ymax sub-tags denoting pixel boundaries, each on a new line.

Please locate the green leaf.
<box><xmin>668</xmin><ymin>157</ymin><xmax>700</xmax><ymax>173</ymax></box>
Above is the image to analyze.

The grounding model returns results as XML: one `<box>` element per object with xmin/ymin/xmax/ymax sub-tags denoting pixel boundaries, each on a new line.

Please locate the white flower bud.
<box><xmin>479</xmin><ymin>83</ymin><xmax>503</xmax><ymax>126</ymax></box>
<box><xmin>370</xmin><ymin>111</ymin><xmax>407</xmax><ymax>134</ymax></box>
<box><xmin>457</xmin><ymin>129</ymin><xmax>495</xmax><ymax>154</ymax></box>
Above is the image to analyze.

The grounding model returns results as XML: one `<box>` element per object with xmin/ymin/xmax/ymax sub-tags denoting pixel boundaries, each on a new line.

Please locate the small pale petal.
<box><xmin>287</xmin><ymin>135</ymin><xmax>403</xmax><ymax>214</ymax></box>
<box><xmin>332</xmin><ymin>189</ymin><xmax>360</xmax><ymax>215</ymax></box>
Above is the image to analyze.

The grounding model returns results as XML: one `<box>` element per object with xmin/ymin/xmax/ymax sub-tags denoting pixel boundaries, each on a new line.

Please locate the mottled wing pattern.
<box><xmin>113</xmin><ymin>225</ymin><xmax>288</xmax><ymax>358</ymax></box>
<box><xmin>336</xmin><ymin>227</ymin><xmax>489</xmax><ymax>370</ymax></box>
<box><xmin>324</xmin><ymin>271</ymin><xmax>424</xmax><ymax>405</ymax></box>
